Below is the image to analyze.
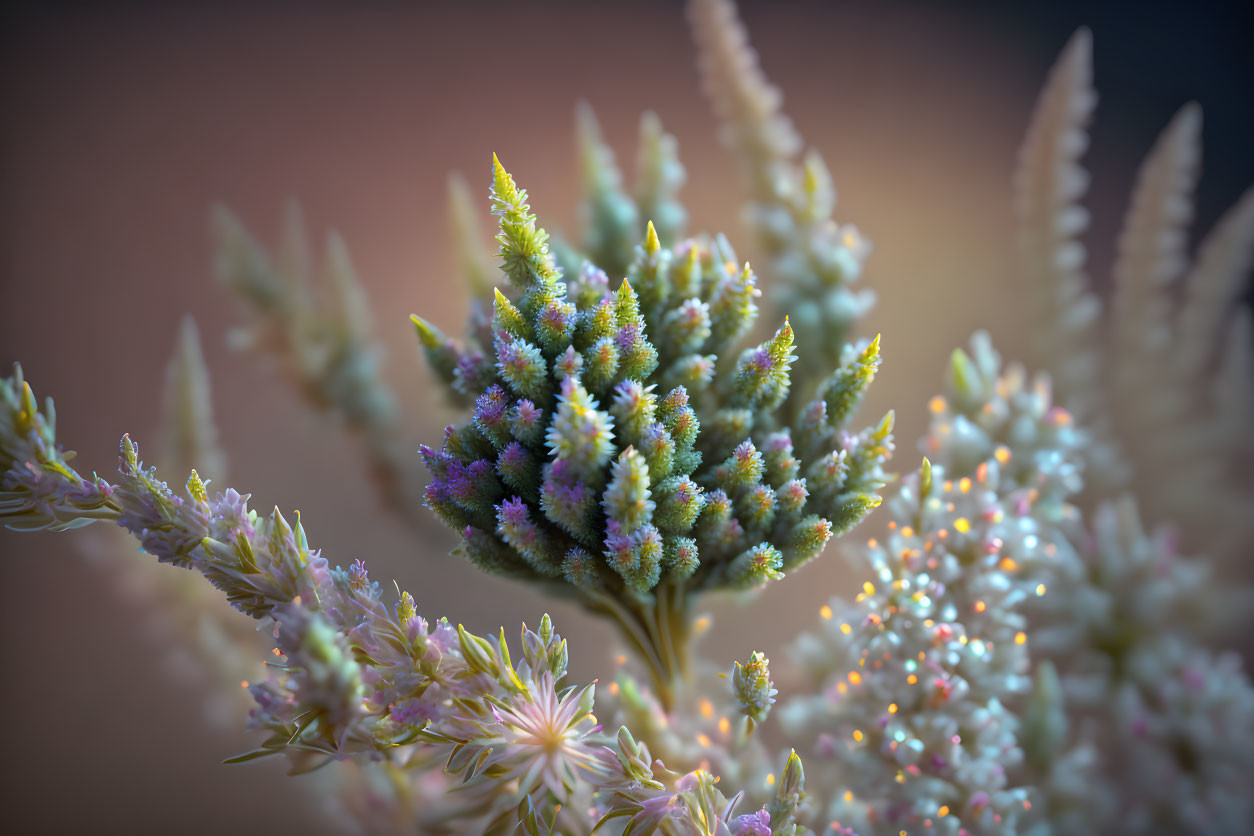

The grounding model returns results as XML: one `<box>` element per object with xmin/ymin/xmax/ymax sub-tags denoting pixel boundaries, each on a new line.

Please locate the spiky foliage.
<box><xmin>636</xmin><ymin>111</ymin><xmax>689</xmax><ymax>249</ymax></box>
<box><xmin>80</xmin><ymin>320</ymin><xmax>265</xmax><ymax>729</ymax></box>
<box><xmin>213</xmin><ymin>203</ymin><xmax>429</xmax><ymax>530</ymax></box>
<box><xmin>0</xmin><ymin>366</ymin><xmax>815</xmax><ymax>836</ymax></box>
<box><xmin>689</xmin><ymin>0</ymin><xmax>874</xmax><ymax>388</ymax></box>
<box><xmin>786</xmin><ymin>330</ymin><xmax>1254</xmax><ymax>835</ymax></box>
<box><xmin>570</xmin><ymin>103</ymin><xmax>688</xmax><ymax>284</ymax></box>
<box><xmin>576</xmin><ymin>102</ymin><xmax>642</xmax><ymax>281</ymax></box>
<box><xmin>1013</xmin><ymin>29</ymin><xmax>1254</xmax><ymax>563</ymax></box>
<box><xmin>922</xmin><ymin>334</ymin><xmax>1254</xmax><ymax>834</ymax></box>
<box><xmin>416</xmin><ymin>155</ymin><xmax>892</xmax><ymax>705</ymax></box>
<box><xmin>80</xmin><ymin>324</ymin><xmax>428</xmax><ymax>832</ymax></box>
<box><xmin>784</xmin><ymin>455</ymin><xmax>1039</xmax><ymax>835</ymax></box>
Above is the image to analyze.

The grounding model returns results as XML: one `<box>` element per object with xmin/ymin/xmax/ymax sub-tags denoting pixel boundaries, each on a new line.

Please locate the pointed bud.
<box><xmin>654</xmin><ymin>475</ymin><xmax>705</xmax><ymax>532</ymax></box>
<box><xmin>458</xmin><ymin>624</ymin><xmax>500</xmax><ymax>677</ymax></box>
<box><xmin>827</xmin><ymin>495</ymin><xmax>881</xmax><ymax>539</ymax></box>
<box><xmin>627</xmin><ymin>220</ymin><xmax>673</xmax><ymax>314</ymax></box>
<box><xmin>716</xmin><ymin>440</ymin><xmax>765</xmax><ymax>490</ymax></box>
<box><xmin>447</xmin><ymin>172</ymin><xmax>495</xmax><ymax>299</ymax></box>
<box><xmin>561</xmin><ymin>547</ymin><xmax>604</xmax><ymax>592</ymax></box>
<box><xmin>734</xmin><ymin>319</ymin><xmax>795</xmax><ymax>409</ymax></box>
<box><xmin>664</xmin><ymin>536</ymin><xmax>700</xmax><ymax>579</ymax></box>
<box><xmin>186</xmin><ymin>469</ymin><xmax>209</xmax><ymax>504</ymax></box>
<box><xmin>634</xmin><ymin>112</ymin><xmax>687</xmax><ymax>245</ymax></box>
<box><xmin>411</xmin><ymin>314</ymin><xmax>462</xmax><ymax>390</ymax></box>
<box><xmin>496</xmin><ymin>496</ymin><xmax>560</xmax><ymax>577</ymax></box>
<box><xmin>818</xmin><ymin>334</ymin><xmax>881</xmax><ymax>429</ymax></box>
<box><xmin>731</xmin><ymin>651</ymin><xmax>776</xmax><ymax>723</ymax></box>
<box><xmin>610</xmin><ymin>380</ymin><xmax>659</xmax><ymax>443</ymax></box>
<box><xmin>661</xmin><ymin>298</ymin><xmax>712</xmax><ymax>357</ymax></box>
<box><xmin>546</xmin><ymin>376</ymin><xmax>616</xmax><ymax>481</ymax></box>
<box><xmin>494</xmin><ymin>333</ymin><xmax>549</xmax><ymax>401</ymax></box>
<box><xmin>575</xmin><ymin>102</ymin><xmax>637</xmax><ymax>278</ymax></box>
<box><xmin>602</xmin><ymin>447</ymin><xmax>654</xmax><ymax>530</ymax></box>
<box><xmin>708</xmin><ymin>262</ymin><xmax>760</xmax><ymax>349</ymax></box>
<box><xmin>784</xmin><ymin>515</ymin><xmax>833</xmax><ymax>571</ymax></box>
<box><xmin>492</xmin><ymin>288</ymin><xmax>529</xmax><ymax>340</ymax></box>
<box><xmin>730</xmin><ymin>543</ymin><xmax>784</xmax><ymax>587</ymax></box>
<box><xmin>671</xmin><ymin>243</ymin><xmax>701</xmax><ymax>299</ymax></box>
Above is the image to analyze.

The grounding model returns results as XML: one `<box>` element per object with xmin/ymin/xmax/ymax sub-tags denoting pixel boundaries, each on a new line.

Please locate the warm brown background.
<box><xmin>2</xmin><ymin>1</ymin><xmax>1251</xmax><ymax>833</ymax></box>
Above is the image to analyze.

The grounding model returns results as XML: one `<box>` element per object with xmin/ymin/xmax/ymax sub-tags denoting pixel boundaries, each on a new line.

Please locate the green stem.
<box><xmin>588</xmin><ymin>586</ymin><xmax>694</xmax><ymax>713</ymax></box>
<box><xmin>588</xmin><ymin>591</ymin><xmax>669</xmax><ymax>700</ymax></box>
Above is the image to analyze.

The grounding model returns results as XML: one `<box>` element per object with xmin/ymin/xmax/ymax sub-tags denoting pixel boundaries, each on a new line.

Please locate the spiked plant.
<box><xmin>414</xmin><ymin>155</ymin><xmax>892</xmax><ymax>707</ymax></box>
<box><xmin>1012</xmin><ymin>27</ymin><xmax>1254</xmax><ymax>563</ymax></box>
<box><xmin>0</xmin><ymin>365</ymin><xmax>819</xmax><ymax>834</ymax></box>
<box><xmin>784</xmin><ymin>453</ymin><xmax>1040</xmax><ymax>835</ymax></box>
<box><xmin>4</xmin><ymin>2</ymin><xmax>1251</xmax><ymax>833</ymax></box>
<box><xmin>213</xmin><ymin>203</ymin><xmax>430</xmax><ymax>531</ymax></box>
<box><xmin>923</xmin><ymin>335</ymin><xmax>1254</xmax><ymax>834</ymax></box>
<box><xmin>689</xmin><ymin>0</ymin><xmax>875</xmax><ymax>391</ymax></box>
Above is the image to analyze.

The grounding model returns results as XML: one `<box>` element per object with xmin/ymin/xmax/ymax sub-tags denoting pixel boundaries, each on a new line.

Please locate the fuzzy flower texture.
<box><xmin>0</xmin><ymin>366</ymin><xmax>812</xmax><ymax>834</ymax></box>
<box><xmin>413</xmin><ymin>154</ymin><xmax>891</xmax><ymax>693</ymax></box>
<box><xmin>3</xmin><ymin>0</ymin><xmax>1254</xmax><ymax>833</ymax></box>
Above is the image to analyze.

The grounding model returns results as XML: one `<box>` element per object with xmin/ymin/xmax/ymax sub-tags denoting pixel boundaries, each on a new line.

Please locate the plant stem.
<box><xmin>588</xmin><ymin>585</ymin><xmax>694</xmax><ymax>713</ymax></box>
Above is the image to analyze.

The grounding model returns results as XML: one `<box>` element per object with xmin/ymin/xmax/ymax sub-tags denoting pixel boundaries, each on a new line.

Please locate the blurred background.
<box><xmin>2</xmin><ymin>1</ymin><xmax>1251</xmax><ymax>833</ymax></box>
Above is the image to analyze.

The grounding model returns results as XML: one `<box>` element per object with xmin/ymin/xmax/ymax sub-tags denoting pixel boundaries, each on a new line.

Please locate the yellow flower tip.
<box><xmin>410</xmin><ymin>315</ymin><xmax>441</xmax><ymax>349</ymax></box>
<box><xmin>490</xmin><ymin>153</ymin><xmax>518</xmax><ymax>200</ymax></box>
<box><xmin>644</xmin><ymin>220</ymin><xmax>660</xmax><ymax>253</ymax></box>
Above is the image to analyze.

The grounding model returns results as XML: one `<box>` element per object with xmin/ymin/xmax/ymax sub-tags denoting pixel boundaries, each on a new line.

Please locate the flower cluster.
<box><xmin>784</xmin><ymin>456</ymin><xmax>1040</xmax><ymax>834</ymax></box>
<box><xmin>1</xmin><ymin>365</ymin><xmax>814</xmax><ymax>834</ymax></box>
<box><xmin>2</xmin><ymin>0</ymin><xmax>1252</xmax><ymax>833</ymax></box>
<box><xmin>689</xmin><ymin>0</ymin><xmax>875</xmax><ymax>381</ymax></box>
<box><xmin>923</xmin><ymin>336</ymin><xmax>1254</xmax><ymax>834</ymax></box>
<box><xmin>782</xmin><ymin>331</ymin><xmax>1253</xmax><ymax>834</ymax></box>
<box><xmin>413</xmin><ymin>153</ymin><xmax>892</xmax><ymax>700</ymax></box>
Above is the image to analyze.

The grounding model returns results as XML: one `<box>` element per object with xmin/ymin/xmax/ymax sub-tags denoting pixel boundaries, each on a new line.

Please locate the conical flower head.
<box><xmin>414</xmin><ymin>156</ymin><xmax>892</xmax><ymax>607</ymax></box>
